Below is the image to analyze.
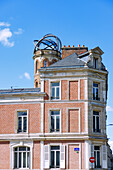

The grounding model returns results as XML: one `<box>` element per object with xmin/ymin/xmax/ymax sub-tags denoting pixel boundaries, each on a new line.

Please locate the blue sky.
<box><xmin>0</xmin><ymin>0</ymin><xmax>113</xmax><ymax>147</ymax></box>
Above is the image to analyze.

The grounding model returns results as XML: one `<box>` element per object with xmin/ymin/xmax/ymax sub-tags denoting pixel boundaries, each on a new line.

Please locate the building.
<box><xmin>0</xmin><ymin>34</ymin><xmax>109</xmax><ymax>169</ymax></box>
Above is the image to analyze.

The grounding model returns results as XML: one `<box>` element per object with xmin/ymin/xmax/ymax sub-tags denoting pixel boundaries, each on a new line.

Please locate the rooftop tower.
<box><xmin>33</xmin><ymin>34</ymin><xmax>62</xmax><ymax>87</ymax></box>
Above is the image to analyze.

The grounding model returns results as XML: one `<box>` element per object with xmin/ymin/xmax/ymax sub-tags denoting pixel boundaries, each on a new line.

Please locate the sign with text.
<box><xmin>89</xmin><ymin>157</ymin><xmax>95</xmax><ymax>163</ymax></box>
<box><xmin>74</xmin><ymin>148</ymin><xmax>80</xmax><ymax>151</ymax></box>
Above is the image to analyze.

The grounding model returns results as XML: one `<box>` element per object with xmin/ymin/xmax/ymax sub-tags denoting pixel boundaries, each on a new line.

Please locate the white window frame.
<box><xmin>49</xmin><ymin>109</ymin><xmax>61</xmax><ymax>133</ymax></box>
<box><xmin>93</xmin><ymin>58</ymin><xmax>98</xmax><ymax>69</ymax></box>
<box><xmin>16</xmin><ymin>110</ymin><xmax>29</xmax><ymax>134</ymax></box>
<box><xmin>94</xmin><ymin>145</ymin><xmax>101</xmax><ymax>168</ymax></box>
<box><xmin>50</xmin><ymin>81</ymin><xmax>61</xmax><ymax>100</ymax></box>
<box><xmin>50</xmin><ymin>145</ymin><xmax>60</xmax><ymax>168</ymax></box>
<box><xmin>93</xmin><ymin>82</ymin><xmax>100</xmax><ymax>101</ymax></box>
<box><xmin>93</xmin><ymin>111</ymin><xmax>100</xmax><ymax>133</ymax></box>
<box><xmin>14</xmin><ymin>146</ymin><xmax>30</xmax><ymax>169</ymax></box>
<box><xmin>10</xmin><ymin>141</ymin><xmax>33</xmax><ymax>169</ymax></box>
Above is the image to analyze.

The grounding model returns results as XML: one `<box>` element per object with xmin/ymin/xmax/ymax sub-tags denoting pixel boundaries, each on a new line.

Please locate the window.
<box><xmin>36</xmin><ymin>61</ymin><xmax>38</xmax><ymax>72</ymax></box>
<box><xmin>44</xmin><ymin>60</ymin><xmax>47</xmax><ymax>67</ymax></box>
<box><xmin>17</xmin><ymin>111</ymin><xmax>27</xmax><ymax>133</ymax></box>
<box><xmin>93</xmin><ymin>83</ymin><xmax>100</xmax><ymax>101</ymax></box>
<box><xmin>50</xmin><ymin>111</ymin><xmax>60</xmax><ymax>132</ymax></box>
<box><xmin>50</xmin><ymin>146</ymin><xmax>60</xmax><ymax>168</ymax></box>
<box><xmin>93</xmin><ymin>111</ymin><xmax>100</xmax><ymax>133</ymax></box>
<box><xmin>93</xmin><ymin>58</ymin><xmax>98</xmax><ymax>69</ymax></box>
<box><xmin>14</xmin><ymin>147</ymin><xmax>30</xmax><ymax>169</ymax></box>
<box><xmin>51</xmin><ymin>82</ymin><xmax>60</xmax><ymax>100</ymax></box>
<box><xmin>94</xmin><ymin>146</ymin><xmax>101</xmax><ymax>168</ymax></box>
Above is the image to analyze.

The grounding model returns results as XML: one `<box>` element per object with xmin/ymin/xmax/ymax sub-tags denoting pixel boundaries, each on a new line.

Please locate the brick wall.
<box><xmin>0</xmin><ymin>103</ymin><xmax>40</xmax><ymax>134</ymax></box>
<box><xmin>33</xmin><ymin>141</ymin><xmax>40</xmax><ymax>169</ymax></box>
<box><xmin>69</xmin><ymin>81</ymin><xmax>78</xmax><ymax>100</ymax></box>
<box><xmin>62</xmin><ymin>47</ymin><xmax>88</xmax><ymax>59</ymax></box>
<box><xmin>44</xmin><ymin>103</ymin><xmax>85</xmax><ymax>133</ymax></box>
<box><xmin>0</xmin><ymin>141</ymin><xmax>10</xmax><ymax>169</ymax></box>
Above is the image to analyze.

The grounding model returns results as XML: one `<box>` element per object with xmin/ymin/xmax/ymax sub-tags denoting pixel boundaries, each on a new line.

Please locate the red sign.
<box><xmin>89</xmin><ymin>157</ymin><xmax>95</xmax><ymax>163</ymax></box>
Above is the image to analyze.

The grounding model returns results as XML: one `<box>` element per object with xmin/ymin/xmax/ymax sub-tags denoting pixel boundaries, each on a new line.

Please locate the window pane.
<box><xmin>51</xmin><ymin>111</ymin><xmax>59</xmax><ymax>115</ymax></box>
<box><xmin>19</xmin><ymin>152</ymin><xmax>21</xmax><ymax>168</ymax></box>
<box><xmin>52</xmin><ymin>88</ymin><xmax>55</xmax><ymax>98</ymax></box>
<box><xmin>96</xmin><ymin>88</ymin><xmax>98</xmax><ymax>98</ymax></box>
<box><xmin>51</xmin><ymin>151</ymin><xmax>54</xmax><ymax>168</ymax></box>
<box><xmin>93</xmin><ymin>111</ymin><xmax>99</xmax><ymax>115</ymax></box>
<box><xmin>56</xmin><ymin>116</ymin><xmax>60</xmax><ymax>131</ymax></box>
<box><xmin>51</xmin><ymin>116</ymin><xmax>54</xmax><ymax>132</ymax></box>
<box><xmin>93</xmin><ymin>116</ymin><xmax>95</xmax><ymax>132</ymax></box>
<box><xmin>93</xmin><ymin>83</ymin><xmax>98</xmax><ymax>87</ymax></box>
<box><xmin>96</xmin><ymin>116</ymin><xmax>99</xmax><ymax>130</ymax></box>
<box><xmin>19</xmin><ymin>147</ymin><xmax>26</xmax><ymax>151</ymax></box>
<box><xmin>18</xmin><ymin>117</ymin><xmax>22</xmax><ymax>132</ymax></box>
<box><xmin>94</xmin><ymin>146</ymin><xmax>100</xmax><ymax>150</ymax></box>
<box><xmin>56</xmin><ymin>87</ymin><xmax>59</xmax><ymax>99</ymax></box>
<box><xmin>56</xmin><ymin>151</ymin><xmax>60</xmax><ymax>167</ymax></box>
<box><xmin>18</xmin><ymin>111</ymin><xmax>27</xmax><ymax>116</ymax></box>
<box><xmin>14</xmin><ymin>152</ymin><xmax>17</xmax><ymax>168</ymax></box>
<box><xmin>44</xmin><ymin>60</ymin><xmax>47</xmax><ymax>67</ymax></box>
<box><xmin>27</xmin><ymin>153</ymin><xmax>30</xmax><ymax>168</ymax></box>
<box><xmin>97</xmin><ymin>151</ymin><xmax>100</xmax><ymax>167</ymax></box>
<box><xmin>51</xmin><ymin>146</ymin><xmax>60</xmax><ymax>150</ymax></box>
<box><xmin>23</xmin><ymin>117</ymin><xmax>27</xmax><ymax>132</ymax></box>
<box><xmin>52</xmin><ymin>82</ymin><xmax>59</xmax><ymax>87</ymax></box>
<box><xmin>23</xmin><ymin>152</ymin><xmax>26</xmax><ymax>168</ymax></box>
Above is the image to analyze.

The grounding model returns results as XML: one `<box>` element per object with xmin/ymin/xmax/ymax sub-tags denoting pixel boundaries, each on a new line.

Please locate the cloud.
<box><xmin>0</xmin><ymin>22</ymin><xmax>10</xmax><ymax>27</ymax></box>
<box><xmin>0</xmin><ymin>28</ymin><xmax>14</xmax><ymax>47</ymax></box>
<box><xmin>24</xmin><ymin>72</ymin><xmax>31</xmax><ymax>80</ymax></box>
<box><xmin>108</xmin><ymin>141</ymin><xmax>113</xmax><ymax>151</ymax></box>
<box><xmin>19</xmin><ymin>72</ymin><xmax>31</xmax><ymax>80</ymax></box>
<box><xmin>14</xmin><ymin>28</ymin><xmax>23</xmax><ymax>35</ymax></box>
<box><xmin>106</xmin><ymin>106</ymin><xmax>113</xmax><ymax>112</ymax></box>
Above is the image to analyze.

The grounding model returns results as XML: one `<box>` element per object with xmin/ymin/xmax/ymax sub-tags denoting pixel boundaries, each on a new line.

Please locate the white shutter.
<box><xmin>102</xmin><ymin>145</ymin><xmax>107</xmax><ymax>168</ymax></box>
<box><xmin>91</xmin><ymin>144</ymin><xmax>94</xmax><ymax>168</ymax></box>
<box><xmin>60</xmin><ymin>145</ymin><xmax>65</xmax><ymax>168</ymax></box>
<box><xmin>44</xmin><ymin>145</ymin><xmax>49</xmax><ymax>168</ymax></box>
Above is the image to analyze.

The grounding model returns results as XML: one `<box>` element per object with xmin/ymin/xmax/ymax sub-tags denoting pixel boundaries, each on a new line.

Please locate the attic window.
<box><xmin>93</xmin><ymin>58</ymin><xmax>98</xmax><ymax>69</ymax></box>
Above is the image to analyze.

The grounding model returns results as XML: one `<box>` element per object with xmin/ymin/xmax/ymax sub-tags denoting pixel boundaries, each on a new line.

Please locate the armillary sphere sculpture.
<box><xmin>33</xmin><ymin>34</ymin><xmax>62</xmax><ymax>53</ymax></box>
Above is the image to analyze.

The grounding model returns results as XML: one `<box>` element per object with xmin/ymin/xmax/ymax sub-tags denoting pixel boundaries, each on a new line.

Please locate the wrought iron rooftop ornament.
<box><xmin>33</xmin><ymin>34</ymin><xmax>62</xmax><ymax>53</ymax></box>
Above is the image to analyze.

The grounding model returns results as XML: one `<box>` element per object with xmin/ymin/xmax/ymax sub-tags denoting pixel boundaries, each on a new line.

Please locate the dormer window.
<box><xmin>93</xmin><ymin>58</ymin><xmax>98</xmax><ymax>69</ymax></box>
<box><xmin>44</xmin><ymin>60</ymin><xmax>47</xmax><ymax>67</ymax></box>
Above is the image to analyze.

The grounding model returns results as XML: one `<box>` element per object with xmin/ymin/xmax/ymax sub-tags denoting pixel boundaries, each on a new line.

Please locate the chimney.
<box><xmin>62</xmin><ymin>45</ymin><xmax>88</xmax><ymax>59</ymax></box>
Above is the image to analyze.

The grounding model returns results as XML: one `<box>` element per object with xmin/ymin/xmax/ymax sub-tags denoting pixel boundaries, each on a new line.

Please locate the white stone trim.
<box><xmin>78</xmin><ymin>79</ymin><xmax>80</xmax><ymax>100</ymax></box>
<box><xmin>41</xmin><ymin>79</ymin><xmax>44</xmax><ymax>92</ymax></box>
<box><xmin>40</xmin><ymin>141</ymin><xmax>44</xmax><ymax>170</ymax></box>
<box><xmin>49</xmin><ymin>80</ymin><xmax>61</xmax><ymax>101</ymax></box>
<box><xmin>67</xmin><ymin>108</ymin><xmax>81</xmax><ymax>133</ymax></box>
<box><xmin>84</xmin><ymin>79</ymin><xmax>88</xmax><ymax>100</ymax></box>
<box><xmin>15</xmin><ymin>109</ymin><xmax>29</xmax><ymax>134</ymax></box>
<box><xmin>85</xmin><ymin>140</ymin><xmax>89</xmax><ymax>169</ymax></box>
<box><xmin>48</xmin><ymin>108</ymin><xmax>62</xmax><ymax>133</ymax></box>
<box><xmin>67</xmin><ymin>143</ymin><xmax>81</xmax><ymax>169</ymax></box>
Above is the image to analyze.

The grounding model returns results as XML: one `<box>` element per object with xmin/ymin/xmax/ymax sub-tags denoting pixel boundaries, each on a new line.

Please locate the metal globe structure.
<box><xmin>33</xmin><ymin>34</ymin><xmax>62</xmax><ymax>54</ymax></box>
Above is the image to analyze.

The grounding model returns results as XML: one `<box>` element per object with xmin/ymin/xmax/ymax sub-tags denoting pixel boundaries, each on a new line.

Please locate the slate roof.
<box><xmin>0</xmin><ymin>88</ymin><xmax>41</xmax><ymax>95</ymax></box>
<box><xmin>48</xmin><ymin>53</ymin><xmax>85</xmax><ymax>68</ymax></box>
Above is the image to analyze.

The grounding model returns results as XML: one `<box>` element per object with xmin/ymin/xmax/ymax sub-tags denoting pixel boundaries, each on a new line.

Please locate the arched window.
<box><xmin>14</xmin><ymin>146</ymin><xmax>30</xmax><ymax>169</ymax></box>
<box><xmin>36</xmin><ymin>61</ymin><xmax>38</xmax><ymax>72</ymax></box>
<box><xmin>44</xmin><ymin>60</ymin><xmax>47</xmax><ymax>67</ymax></box>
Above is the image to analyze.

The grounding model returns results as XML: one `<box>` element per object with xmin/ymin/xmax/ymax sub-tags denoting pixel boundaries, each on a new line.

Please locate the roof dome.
<box><xmin>33</xmin><ymin>34</ymin><xmax>62</xmax><ymax>54</ymax></box>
